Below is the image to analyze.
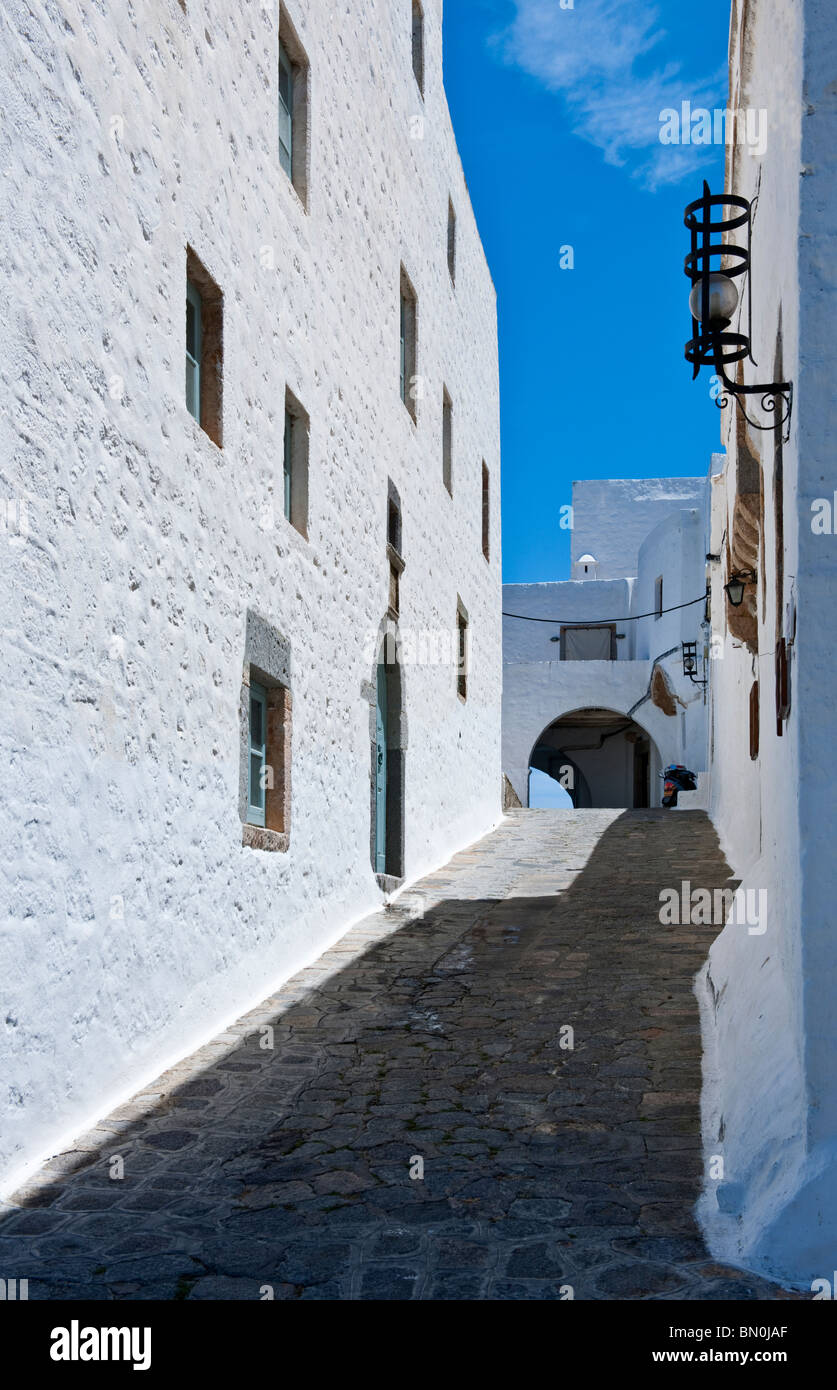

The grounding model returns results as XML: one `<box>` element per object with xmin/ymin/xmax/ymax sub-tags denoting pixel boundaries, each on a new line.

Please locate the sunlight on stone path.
<box><xmin>0</xmin><ymin>811</ymin><xmax>800</xmax><ymax>1300</ymax></box>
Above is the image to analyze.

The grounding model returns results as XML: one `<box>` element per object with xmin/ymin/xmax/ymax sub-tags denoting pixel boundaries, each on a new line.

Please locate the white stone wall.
<box><xmin>571</xmin><ymin>477</ymin><xmax>705</xmax><ymax>581</ymax></box>
<box><xmin>695</xmin><ymin>0</ymin><xmax>837</xmax><ymax>1287</ymax></box>
<box><xmin>0</xmin><ymin>0</ymin><xmax>502</xmax><ymax>1191</ymax></box>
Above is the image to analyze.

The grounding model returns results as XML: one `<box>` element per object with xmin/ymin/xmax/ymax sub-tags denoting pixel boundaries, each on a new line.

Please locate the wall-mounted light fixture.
<box><xmin>682</xmin><ymin>640</ymin><xmax>707</xmax><ymax>687</ymax></box>
<box><xmin>684</xmin><ymin>182</ymin><xmax>792</xmax><ymax>441</ymax></box>
<box><xmin>724</xmin><ymin>569</ymin><xmax>757</xmax><ymax>607</ymax></box>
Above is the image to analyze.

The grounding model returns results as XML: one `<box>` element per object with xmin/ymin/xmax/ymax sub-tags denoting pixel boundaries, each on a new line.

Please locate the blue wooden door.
<box><xmin>375</xmin><ymin>663</ymin><xmax>387</xmax><ymax>873</ymax></box>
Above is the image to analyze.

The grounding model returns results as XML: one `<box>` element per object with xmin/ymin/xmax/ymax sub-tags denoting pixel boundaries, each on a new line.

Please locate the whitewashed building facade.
<box><xmin>503</xmin><ymin>477</ymin><xmax>711</xmax><ymax>810</ymax></box>
<box><xmin>0</xmin><ymin>0</ymin><xmax>502</xmax><ymax>1192</ymax></box>
<box><xmin>694</xmin><ymin>0</ymin><xmax>837</xmax><ymax>1289</ymax></box>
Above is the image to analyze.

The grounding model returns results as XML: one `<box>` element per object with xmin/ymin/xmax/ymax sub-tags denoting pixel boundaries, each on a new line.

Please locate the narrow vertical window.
<box><xmin>442</xmin><ymin>389</ymin><xmax>453</xmax><ymax>494</ymax></box>
<box><xmin>387</xmin><ymin>481</ymin><xmax>404</xmax><ymax>620</ymax></box>
<box><xmin>400</xmin><ymin>268</ymin><xmax>417</xmax><ymax>420</ymax></box>
<box><xmin>447</xmin><ymin>199</ymin><xmax>456</xmax><ymax>284</ymax></box>
<box><xmin>185</xmin><ymin>248</ymin><xmax>223</xmax><ymax>447</ymax></box>
<box><xmin>283</xmin><ymin>406</ymin><xmax>293</xmax><ymax>521</ymax></box>
<box><xmin>277</xmin><ymin>8</ymin><xmax>309</xmax><ymax>207</ymax></box>
<box><xmin>412</xmin><ymin>1</ymin><xmax>424</xmax><ymax>95</ymax></box>
<box><xmin>481</xmin><ymin>461</ymin><xmax>490</xmax><ymax>560</ymax></box>
<box><xmin>185</xmin><ymin>280</ymin><xmax>202</xmax><ymax>423</ymax></box>
<box><xmin>282</xmin><ymin>388</ymin><xmax>309</xmax><ymax>539</ymax></box>
<box><xmin>248</xmin><ymin>681</ymin><xmax>268</xmax><ymax>827</ymax></box>
<box><xmin>654</xmin><ymin>575</ymin><xmax>663</xmax><ymax>619</ymax></box>
<box><xmin>749</xmin><ymin>680</ymin><xmax>760</xmax><ymax>760</ymax></box>
<box><xmin>456</xmin><ymin>600</ymin><xmax>469</xmax><ymax>701</ymax></box>
<box><xmin>278</xmin><ymin>38</ymin><xmax>293</xmax><ymax>178</ymax></box>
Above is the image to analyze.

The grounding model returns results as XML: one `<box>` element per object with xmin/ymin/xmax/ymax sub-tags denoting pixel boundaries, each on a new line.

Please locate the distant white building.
<box><xmin>0</xmin><ymin>0</ymin><xmax>502</xmax><ymax>1192</ymax></box>
<box><xmin>503</xmin><ymin>477</ymin><xmax>710</xmax><ymax>809</ymax></box>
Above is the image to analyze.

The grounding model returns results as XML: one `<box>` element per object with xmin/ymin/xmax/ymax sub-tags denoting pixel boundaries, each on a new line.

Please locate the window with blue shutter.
<box><xmin>248</xmin><ymin>681</ymin><xmax>268</xmax><ymax>827</ymax></box>
<box><xmin>185</xmin><ymin>280</ymin><xmax>202</xmax><ymax>422</ymax></box>
<box><xmin>278</xmin><ymin>39</ymin><xmax>293</xmax><ymax>177</ymax></box>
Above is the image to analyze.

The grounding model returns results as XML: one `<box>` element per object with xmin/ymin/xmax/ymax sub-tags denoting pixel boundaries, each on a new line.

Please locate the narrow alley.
<box><xmin>0</xmin><ymin>811</ymin><xmax>798</xmax><ymax>1300</ymax></box>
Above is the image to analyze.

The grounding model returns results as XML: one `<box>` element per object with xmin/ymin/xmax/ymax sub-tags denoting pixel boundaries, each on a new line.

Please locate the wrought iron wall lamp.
<box><xmin>684</xmin><ymin>181</ymin><xmax>793</xmax><ymax>441</ymax></box>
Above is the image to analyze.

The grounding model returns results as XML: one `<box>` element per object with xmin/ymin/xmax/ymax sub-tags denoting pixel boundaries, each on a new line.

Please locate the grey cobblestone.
<box><xmin>0</xmin><ymin>811</ymin><xmax>804</xmax><ymax>1300</ymax></box>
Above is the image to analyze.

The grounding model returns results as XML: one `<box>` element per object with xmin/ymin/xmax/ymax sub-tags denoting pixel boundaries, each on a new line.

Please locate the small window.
<box><xmin>387</xmin><ymin>481</ymin><xmax>404</xmax><ymax>619</ymax></box>
<box><xmin>456</xmin><ymin>599</ymin><xmax>468</xmax><ymax>701</ymax></box>
<box><xmin>185</xmin><ymin>281</ymin><xmax>201</xmax><ymax>421</ymax></box>
<box><xmin>481</xmin><ymin>461</ymin><xmax>490</xmax><ymax>560</ymax></box>
<box><xmin>248</xmin><ymin>681</ymin><xmax>268</xmax><ymax>827</ymax></box>
<box><xmin>447</xmin><ymin>199</ymin><xmax>456</xmax><ymax>283</ymax></box>
<box><xmin>244</xmin><ymin>665</ymin><xmax>292</xmax><ymax>845</ymax></box>
<box><xmin>283</xmin><ymin>389</ymin><xmax>309</xmax><ymax>538</ymax></box>
<box><xmin>560</xmin><ymin>625</ymin><xmax>616</xmax><ymax>661</ymax></box>
<box><xmin>749</xmin><ymin>680</ymin><xmax>760</xmax><ymax>760</ymax></box>
<box><xmin>654</xmin><ymin>575</ymin><xmax>664</xmax><ymax>619</ymax></box>
<box><xmin>442</xmin><ymin>389</ymin><xmax>453</xmax><ymax>494</ymax></box>
<box><xmin>185</xmin><ymin>248</ymin><xmax>223</xmax><ymax>447</ymax></box>
<box><xmin>278</xmin><ymin>39</ymin><xmax>294</xmax><ymax>177</ymax></box>
<box><xmin>277</xmin><ymin>7</ymin><xmax>309</xmax><ymax>206</ymax></box>
<box><xmin>456</xmin><ymin>602</ymin><xmax>468</xmax><ymax>699</ymax></box>
<box><xmin>400</xmin><ymin>268</ymin><xmax>418</xmax><ymax>420</ymax></box>
<box><xmin>412</xmin><ymin>1</ymin><xmax>424</xmax><ymax>96</ymax></box>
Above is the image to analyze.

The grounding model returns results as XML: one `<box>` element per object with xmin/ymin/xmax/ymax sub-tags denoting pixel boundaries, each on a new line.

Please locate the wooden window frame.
<box><xmin>185</xmin><ymin>247</ymin><xmax>223</xmax><ymax>448</ymax></box>
<box><xmin>559</xmin><ymin>623</ymin><xmax>617</xmax><ymax>661</ymax></box>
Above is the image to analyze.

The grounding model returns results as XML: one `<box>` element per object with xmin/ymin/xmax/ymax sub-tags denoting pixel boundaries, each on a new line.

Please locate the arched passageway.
<box><xmin>528</xmin><ymin>706</ymin><xmax>661</xmax><ymax>809</ymax></box>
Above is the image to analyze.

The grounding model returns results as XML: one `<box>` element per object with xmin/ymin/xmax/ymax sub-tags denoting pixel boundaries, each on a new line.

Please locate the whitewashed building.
<box><xmin>0</xmin><ymin>0</ymin><xmax>502</xmax><ymax>1192</ymax></box>
<box><xmin>693</xmin><ymin>0</ymin><xmax>837</xmax><ymax>1289</ymax></box>
<box><xmin>503</xmin><ymin>477</ymin><xmax>711</xmax><ymax>809</ymax></box>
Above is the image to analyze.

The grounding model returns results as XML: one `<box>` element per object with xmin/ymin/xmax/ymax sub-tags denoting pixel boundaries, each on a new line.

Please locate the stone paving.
<box><xmin>0</xmin><ymin>810</ymin><xmax>802</xmax><ymax>1300</ymax></box>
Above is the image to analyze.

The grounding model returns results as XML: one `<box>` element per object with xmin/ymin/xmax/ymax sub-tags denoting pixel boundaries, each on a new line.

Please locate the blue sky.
<box><xmin>443</xmin><ymin>0</ymin><xmax>731</xmax><ymax>583</ymax></box>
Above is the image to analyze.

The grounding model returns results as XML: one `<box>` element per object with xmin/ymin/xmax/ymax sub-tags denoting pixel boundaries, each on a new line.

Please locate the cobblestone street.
<box><xmin>1</xmin><ymin>810</ymin><xmax>800</xmax><ymax>1300</ymax></box>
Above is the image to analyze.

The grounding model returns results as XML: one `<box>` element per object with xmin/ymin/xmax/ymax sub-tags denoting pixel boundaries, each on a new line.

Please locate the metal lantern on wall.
<box><xmin>684</xmin><ymin>181</ymin><xmax>793</xmax><ymax>440</ymax></box>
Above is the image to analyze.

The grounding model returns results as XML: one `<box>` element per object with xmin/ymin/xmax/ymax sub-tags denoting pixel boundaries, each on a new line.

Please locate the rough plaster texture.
<box><xmin>0</xmin><ymin>0</ymin><xmax>502</xmax><ymax>1191</ymax></box>
<box><xmin>571</xmin><ymin>477</ymin><xmax>705</xmax><ymax>581</ymax></box>
<box><xmin>696</xmin><ymin>0</ymin><xmax>837</xmax><ymax>1287</ymax></box>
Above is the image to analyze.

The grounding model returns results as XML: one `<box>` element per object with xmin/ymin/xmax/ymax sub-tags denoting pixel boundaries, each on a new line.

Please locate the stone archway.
<box><xmin>527</xmin><ymin>706</ymin><xmax>662</xmax><ymax>809</ymax></box>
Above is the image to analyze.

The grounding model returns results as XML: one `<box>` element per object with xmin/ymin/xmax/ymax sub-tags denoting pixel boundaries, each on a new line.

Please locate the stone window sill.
<box><xmin>243</xmin><ymin>823</ymin><xmax>289</xmax><ymax>853</ymax></box>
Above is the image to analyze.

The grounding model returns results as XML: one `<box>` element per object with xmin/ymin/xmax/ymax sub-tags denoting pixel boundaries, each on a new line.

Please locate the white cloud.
<box><xmin>494</xmin><ymin>0</ymin><xmax>726</xmax><ymax>189</ymax></box>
